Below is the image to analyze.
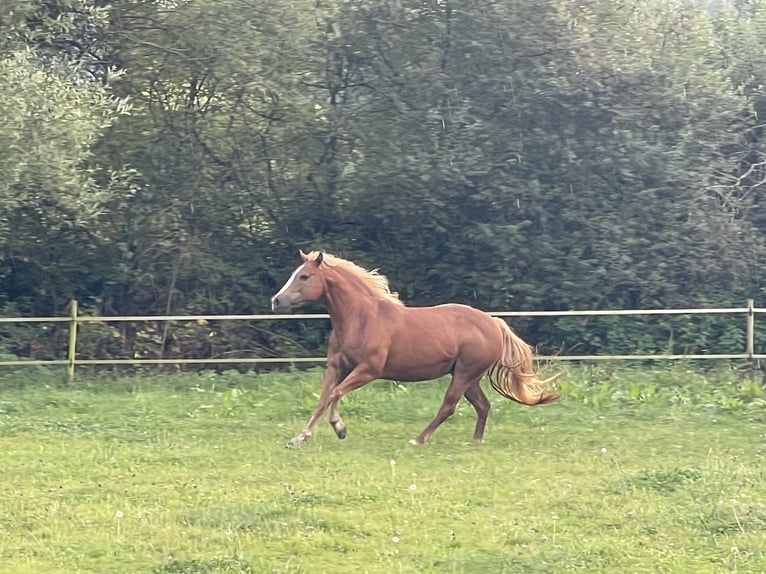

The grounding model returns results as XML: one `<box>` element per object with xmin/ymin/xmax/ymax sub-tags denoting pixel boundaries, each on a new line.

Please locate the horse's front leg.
<box><xmin>290</xmin><ymin>364</ymin><xmax>380</xmax><ymax>446</ymax></box>
<box><xmin>287</xmin><ymin>360</ymin><xmax>341</xmax><ymax>448</ymax></box>
<box><xmin>322</xmin><ymin>362</ymin><xmax>383</xmax><ymax>441</ymax></box>
<box><xmin>328</xmin><ymin>397</ymin><xmax>346</xmax><ymax>439</ymax></box>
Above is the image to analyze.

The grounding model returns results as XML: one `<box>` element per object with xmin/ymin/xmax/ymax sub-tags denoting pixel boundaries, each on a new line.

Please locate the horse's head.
<box><xmin>271</xmin><ymin>250</ymin><xmax>326</xmax><ymax>312</ymax></box>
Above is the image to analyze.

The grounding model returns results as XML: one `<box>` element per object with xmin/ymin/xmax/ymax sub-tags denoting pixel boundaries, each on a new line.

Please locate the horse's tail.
<box><xmin>487</xmin><ymin>318</ymin><xmax>560</xmax><ymax>405</ymax></box>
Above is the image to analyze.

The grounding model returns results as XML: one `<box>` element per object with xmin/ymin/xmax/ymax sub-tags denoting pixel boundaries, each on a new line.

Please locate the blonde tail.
<box><xmin>487</xmin><ymin>319</ymin><xmax>560</xmax><ymax>405</ymax></box>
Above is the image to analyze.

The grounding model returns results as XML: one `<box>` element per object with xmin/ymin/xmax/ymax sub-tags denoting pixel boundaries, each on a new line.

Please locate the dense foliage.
<box><xmin>2</xmin><ymin>0</ymin><xmax>766</xmax><ymax>362</ymax></box>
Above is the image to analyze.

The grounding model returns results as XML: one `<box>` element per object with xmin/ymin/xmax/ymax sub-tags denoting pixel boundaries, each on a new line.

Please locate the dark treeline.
<box><xmin>2</xmin><ymin>0</ymin><xmax>766</xmax><ymax>363</ymax></box>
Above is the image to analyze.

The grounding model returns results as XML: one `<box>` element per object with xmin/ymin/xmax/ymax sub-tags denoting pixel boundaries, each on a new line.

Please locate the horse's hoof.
<box><xmin>408</xmin><ymin>438</ymin><xmax>422</xmax><ymax>446</ymax></box>
<box><xmin>332</xmin><ymin>422</ymin><xmax>347</xmax><ymax>439</ymax></box>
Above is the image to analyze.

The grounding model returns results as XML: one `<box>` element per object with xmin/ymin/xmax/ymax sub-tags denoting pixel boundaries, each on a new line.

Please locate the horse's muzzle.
<box><xmin>271</xmin><ymin>297</ymin><xmax>292</xmax><ymax>313</ymax></box>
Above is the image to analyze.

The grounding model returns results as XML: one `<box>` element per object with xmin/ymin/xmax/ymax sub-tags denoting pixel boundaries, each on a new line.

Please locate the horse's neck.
<box><xmin>323</xmin><ymin>272</ymin><xmax>380</xmax><ymax>336</ymax></box>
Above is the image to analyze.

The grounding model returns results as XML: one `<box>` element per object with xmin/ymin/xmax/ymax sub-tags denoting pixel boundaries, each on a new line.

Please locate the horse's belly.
<box><xmin>381</xmin><ymin>359</ymin><xmax>455</xmax><ymax>382</ymax></box>
<box><xmin>380</xmin><ymin>360</ymin><xmax>455</xmax><ymax>382</ymax></box>
<box><xmin>380</xmin><ymin>335</ymin><xmax>458</xmax><ymax>382</ymax></box>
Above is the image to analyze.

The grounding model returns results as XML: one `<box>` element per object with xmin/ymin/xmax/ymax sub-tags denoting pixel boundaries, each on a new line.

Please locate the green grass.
<box><xmin>1</xmin><ymin>365</ymin><xmax>766</xmax><ymax>573</ymax></box>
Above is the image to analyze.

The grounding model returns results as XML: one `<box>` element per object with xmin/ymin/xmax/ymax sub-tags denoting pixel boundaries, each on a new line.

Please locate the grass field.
<box><xmin>1</xmin><ymin>365</ymin><xmax>766</xmax><ymax>573</ymax></box>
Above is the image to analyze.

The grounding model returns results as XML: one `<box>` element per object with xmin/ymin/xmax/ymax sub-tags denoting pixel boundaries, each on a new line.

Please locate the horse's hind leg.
<box><xmin>463</xmin><ymin>381</ymin><xmax>491</xmax><ymax>442</ymax></box>
<box><xmin>410</xmin><ymin>374</ymin><xmax>480</xmax><ymax>445</ymax></box>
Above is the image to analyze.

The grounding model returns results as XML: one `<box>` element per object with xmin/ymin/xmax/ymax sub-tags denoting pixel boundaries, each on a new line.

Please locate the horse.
<box><xmin>271</xmin><ymin>250</ymin><xmax>559</xmax><ymax>447</ymax></box>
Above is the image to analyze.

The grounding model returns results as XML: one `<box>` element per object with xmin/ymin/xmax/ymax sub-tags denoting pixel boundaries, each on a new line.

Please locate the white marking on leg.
<box><xmin>286</xmin><ymin>429</ymin><xmax>312</xmax><ymax>448</ymax></box>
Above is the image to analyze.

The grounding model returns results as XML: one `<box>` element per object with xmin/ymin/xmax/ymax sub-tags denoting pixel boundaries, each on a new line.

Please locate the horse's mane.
<box><xmin>307</xmin><ymin>251</ymin><xmax>404</xmax><ymax>306</ymax></box>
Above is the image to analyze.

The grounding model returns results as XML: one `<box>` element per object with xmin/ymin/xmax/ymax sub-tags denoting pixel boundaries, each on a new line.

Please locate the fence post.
<box><xmin>746</xmin><ymin>299</ymin><xmax>755</xmax><ymax>374</ymax></box>
<box><xmin>67</xmin><ymin>299</ymin><xmax>78</xmax><ymax>384</ymax></box>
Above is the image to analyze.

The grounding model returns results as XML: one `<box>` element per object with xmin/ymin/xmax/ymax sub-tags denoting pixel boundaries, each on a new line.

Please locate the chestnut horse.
<box><xmin>271</xmin><ymin>251</ymin><xmax>559</xmax><ymax>447</ymax></box>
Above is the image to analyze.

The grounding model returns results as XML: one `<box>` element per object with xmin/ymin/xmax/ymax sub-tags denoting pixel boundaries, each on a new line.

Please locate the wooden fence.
<box><xmin>0</xmin><ymin>299</ymin><xmax>762</xmax><ymax>383</ymax></box>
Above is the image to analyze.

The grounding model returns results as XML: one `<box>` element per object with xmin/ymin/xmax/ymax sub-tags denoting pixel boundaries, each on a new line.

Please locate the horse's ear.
<box><xmin>299</xmin><ymin>249</ymin><xmax>308</xmax><ymax>262</ymax></box>
<box><xmin>315</xmin><ymin>251</ymin><xmax>324</xmax><ymax>266</ymax></box>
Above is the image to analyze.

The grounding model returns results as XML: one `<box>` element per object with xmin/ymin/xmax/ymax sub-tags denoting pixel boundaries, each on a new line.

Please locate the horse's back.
<box><xmin>403</xmin><ymin>303</ymin><xmax>500</xmax><ymax>334</ymax></box>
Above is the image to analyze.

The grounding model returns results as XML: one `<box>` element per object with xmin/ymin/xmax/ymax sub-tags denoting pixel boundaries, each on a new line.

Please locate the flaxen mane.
<box><xmin>307</xmin><ymin>251</ymin><xmax>403</xmax><ymax>306</ymax></box>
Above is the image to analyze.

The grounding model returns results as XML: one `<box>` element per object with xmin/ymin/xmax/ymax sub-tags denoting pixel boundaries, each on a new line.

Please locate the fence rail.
<box><xmin>0</xmin><ymin>299</ymin><xmax>761</xmax><ymax>383</ymax></box>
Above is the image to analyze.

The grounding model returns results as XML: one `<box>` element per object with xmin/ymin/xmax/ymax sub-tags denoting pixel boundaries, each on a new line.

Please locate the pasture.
<box><xmin>1</xmin><ymin>365</ymin><xmax>765</xmax><ymax>573</ymax></box>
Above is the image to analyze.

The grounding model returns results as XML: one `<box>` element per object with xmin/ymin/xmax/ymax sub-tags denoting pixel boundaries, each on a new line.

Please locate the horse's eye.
<box><xmin>299</xmin><ymin>274</ymin><xmax>310</xmax><ymax>281</ymax></box>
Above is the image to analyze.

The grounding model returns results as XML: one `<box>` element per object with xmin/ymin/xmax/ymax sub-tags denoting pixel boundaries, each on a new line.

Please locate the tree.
<box><xmin>2</xmin><ymin>0</ymin><xmax>764</xmax><ymax>362</ymax></box>
<box><xmin>0</xmin><ymin>1</ymin><xmax>131</xmax><ymax>360</ymax></box>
